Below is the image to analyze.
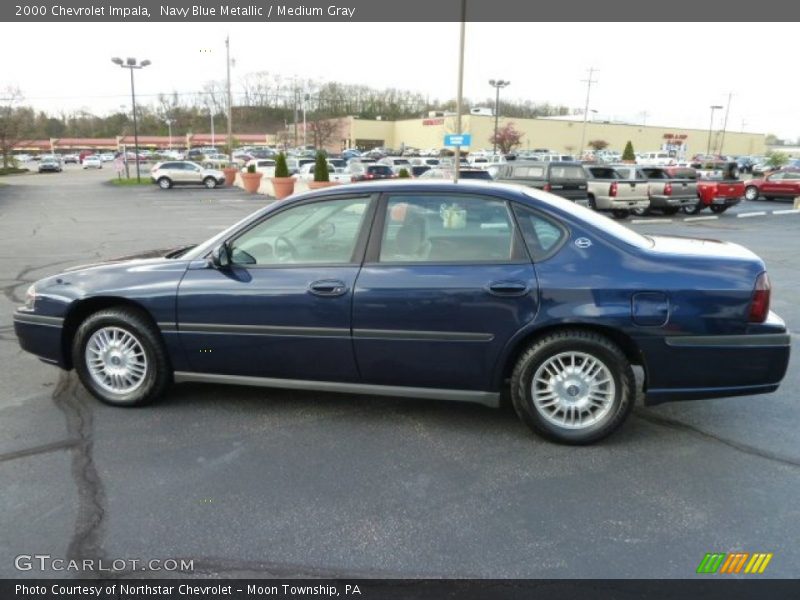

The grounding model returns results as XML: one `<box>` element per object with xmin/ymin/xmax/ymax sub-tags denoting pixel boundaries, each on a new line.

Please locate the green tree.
<box><xmin>397</xmin><ymin>168</ymin><xmax>410</xmax><ymax>178</ymax></box>
<box><xmin>274</xmin><ymin>152</ymin><xmax>290</xmax><ymax>178</ymax></box>
<box><xmin>622</xmin><ymin>141</ymin><xmax>635</xmax><ymax>161</ymax></box>
<box><xmin>313</xmin><ymin>150</ymin><xmax>329</xmax><ymax>182</ymax></box>
<box><xmin>766</xmin><ymin>151</ymin><xmax>788</xmax><ymax>168</ymax></box>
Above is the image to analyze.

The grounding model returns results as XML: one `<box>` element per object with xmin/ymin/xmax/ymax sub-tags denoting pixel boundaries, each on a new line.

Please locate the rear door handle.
<box><xmin>308</xmin><ymin>280</ymin><xmax>348</xmax><ymax>297</ymax></box>
<box><xmin>487</xmin><ymin>281</ymin><xmax>530</xmax><ymax>297</ymax></box>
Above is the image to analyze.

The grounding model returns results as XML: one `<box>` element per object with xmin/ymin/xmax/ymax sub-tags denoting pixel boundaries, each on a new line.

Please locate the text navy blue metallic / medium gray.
<box><xmin>13</xmin><ymin>181</ymin><xmax>791</xmax><ymax>444</ymax></box>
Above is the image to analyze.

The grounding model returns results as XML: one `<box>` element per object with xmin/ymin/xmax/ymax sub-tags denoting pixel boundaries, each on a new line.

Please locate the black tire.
<box><xmin>203</xmin><ymin>177</ymin><xmax>218</xmax><ymax>189</ymax></box>
<box><xmin>709</xmin><ymin>204</ymin><xmax>728</xmax><ymax>214</ymax></box>
<box><xmin>510</xmin><ymin>330</ymin><xmax>635</xmax><ymax>445</ymax></box>
<box><xmin>158</xmin><ymin>177</ymin><xmax>172</xmax><ymax>190</ymax></box>
<box><xmin>682</xmin><ymin>202</ymin><xmax>703</xmax><ymax>215</ymax></box>
<box><xmin>587</xmin><ymin>195</ymin><xmax>598</xmax><ymax>211</ymax></box>
<box><xmin>744</xmin><ymin>186</ymin><xmax>759</xmax><ymax>201</ymax></box>
<box><xmin>661</xmin><ymin>206</ymin><xmax>680</xmax><ymax>215</ymax></box>
<box><xmin>72</xmin><ymin>307</ymin><xmax>172</xmax><ymax>407</ymax></box>
<box><xmin>630</xmin><ymin>206</ymin><xmax>649</xmax><ymax>217</ymax></box>
<box><xmin>611</xmin><ymin>209</ymin><xmax>629</xmax><ymax>219</ymax></box>
<box><xmin>763</xmin><ymin>196</ymin><xmax>775</xmax><ymax>201</ymax></box>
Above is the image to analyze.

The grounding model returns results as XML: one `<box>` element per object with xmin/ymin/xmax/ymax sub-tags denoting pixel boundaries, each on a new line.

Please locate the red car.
<box><xmin>744</xmin><ymin>169</ymin><xmax>800</xmax><ymax>201</ymax></box>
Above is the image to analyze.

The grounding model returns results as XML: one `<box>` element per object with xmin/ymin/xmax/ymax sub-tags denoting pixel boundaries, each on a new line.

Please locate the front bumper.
<box><xmin>640</xmin><ymin>315</ymin><xmax>791</xmax><ymax>405</ymax></box>
<box><xmin>13</xmin><ymin>311</ymin><xmax>66</xmax><ymax>367</ymax></box>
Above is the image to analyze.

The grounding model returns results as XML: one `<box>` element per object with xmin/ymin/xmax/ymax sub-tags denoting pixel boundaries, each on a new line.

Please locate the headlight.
<box><xmin>23</xmin><ymin>285</ymin><xmax>36</xmax><ymax>310</ymax></box>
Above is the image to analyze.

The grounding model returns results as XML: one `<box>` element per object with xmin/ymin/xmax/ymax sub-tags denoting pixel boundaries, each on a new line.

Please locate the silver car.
<box><xmin>150</xmin><ymin>161</ymin><xmax>225</xmax><ymax>189</ymax></box>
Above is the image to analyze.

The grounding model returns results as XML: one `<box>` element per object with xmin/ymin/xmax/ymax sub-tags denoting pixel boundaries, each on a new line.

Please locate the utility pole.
<box><xmin>453</xmin><ymin>0</ymin><xmax>466</xmax><ymax>184</ymax></box>
<box><xmin>640</xmin><ymin>111</ymin><xmax>649</xmax><ymax>127</ymax></box>
<box><xmin>718</xmin><ymin>92</ymin><xmax>732</xmax><ymax>155</ymax></box>
<box><xmin>226</xmin><ymin>35</ymin><xmax>233</xmax><ymax>163</ymax></box>
<box><xmin>578</xmin><ymin>67</ymin><xmax>598</xmax><ymax>158</ymax></box>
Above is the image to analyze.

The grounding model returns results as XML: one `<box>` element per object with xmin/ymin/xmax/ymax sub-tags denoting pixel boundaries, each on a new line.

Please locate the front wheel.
<box><xmin>203</xmin><ymin>177</ymin><xmax>218</xmax><ymax>189</ymax></box>
<box><xmin>709</xmin><ymin>204</ymin><xmax>728</xmax><ymax>214</ymax></box>
<box><xmin>72</xmin><ymin>308</ymin><xmax>172</xmax><ymax>407</ymax></box>
<box><xmin>744</xmin><ymin>186</ymin><xmax>759</xmax><ymax>201</ymax></box>
<box><xmin>510</xmin><ymin>330</ymin><xmax>635</xmax><ymax>444</ymax></box>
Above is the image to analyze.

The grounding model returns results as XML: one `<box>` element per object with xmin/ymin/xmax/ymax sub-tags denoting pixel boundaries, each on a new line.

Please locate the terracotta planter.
<box><xmin>271</xmin><ymin>176</ymin><xmax>295</xmax><ymax>200</ymax></box>
<box><xmin>241</xmin><ymin>171</ymin><xmax>263</xmax><ymax>194</ymax></box>
<box><xmin>308</xmin><ymin>181</ymin><xmax>340</xmax><ymax>190</ymax></box>
<box><xmin>222</xmin><ymin>167</ymin><xmax>239</xmax><ymax>186</ymax></box>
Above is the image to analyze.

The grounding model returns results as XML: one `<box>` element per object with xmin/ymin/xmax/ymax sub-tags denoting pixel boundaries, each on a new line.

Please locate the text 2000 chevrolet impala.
<box><xmin>14</xmin><ymin>181</ymin><xmax>790</xmax><ymax>444</ymax></box>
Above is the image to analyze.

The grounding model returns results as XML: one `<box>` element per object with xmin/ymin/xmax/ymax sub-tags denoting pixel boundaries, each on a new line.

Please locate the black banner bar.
<box><xmin>4</xmin><ymin>579</ymin><xmax>800</xmax><ymax>600</ymax></box>
<box><xmin>0</xmin><ymin>0</ymin><xmax>796</xmax><ymax>22</ymax></box>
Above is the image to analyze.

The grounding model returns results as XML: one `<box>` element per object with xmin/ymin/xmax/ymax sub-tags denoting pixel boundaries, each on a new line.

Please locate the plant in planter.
<box><xmin>241</xmin><ymin>162</ymin><xmax>263</xmax><ymax>194</ymax></box>
<box><xmin>222</xmin><ymin>160</ymin><xmax>239</xmax><ymax>186</ymax></box>
<box><xmin>309</xmin><ymin>150</ymin><xmax>338</xmax><ymax>190</ymax></box>
<box><xmin>622</xmin><ymin>141</ymin><xmax>636</xmax><ymax>163</ymax></box>
<box><xmin>271</xmin><ymin>152</ymin><xmax>295</xmax><ymax>200</ymax></box>
<box><xmin>397</xmin><ymin>168</ymin><xmax>410</xmax><ymax>178</ymax></box>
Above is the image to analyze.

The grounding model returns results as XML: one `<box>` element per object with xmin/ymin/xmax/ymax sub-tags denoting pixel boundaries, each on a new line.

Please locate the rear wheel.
<box><xmin>611</xmin><ymin>209</ymin><xmax>629</xmax><ymax>219</ymax></box>
<box><xmin>203</xmin><ymin>177</ymin><xmax>218</xmax><ymax>189</ymax></box>
<box><xmin>744</xmin><ymin>186</ymin><xmax>759</xmax><ymax>201</ymax></box>
<box><xmin>158</xmin><ymin>177</ymin><xmax>172</xmax><ymax>190</ymax></box>
<box><xmin>682</xmin><ymin>202</ymin><xmax>703</xmax><ymax>215</ymax></box>
<box><xmin>510</xmin><ymin>330</ymin><xmax>635</xmax><ymax>444</ymax></box>
<box><xmin>709</xmin><ymin>204</ymin><xmax>728</xmax><ymax>214</ymax></box>
<box><xmin>72</xmin><ymin>308</ymin><xmax>172</xmax><ymax>407</ymax></box>
<box><xmin>630</xmin><ymin>206</ymin><xmax>649</xmax><ymax>217</ymax></box>
<box><xmin>587</xmin><ymin>195</ymin><xmax>598</xmax><ymax>211</ymax></box>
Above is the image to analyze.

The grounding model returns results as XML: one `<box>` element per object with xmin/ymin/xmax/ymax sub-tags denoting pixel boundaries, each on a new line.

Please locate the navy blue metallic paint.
<box><xmin>12</xmin><ymin>181</ymin><xmax>791</xmax><ymax>407</ymax></box>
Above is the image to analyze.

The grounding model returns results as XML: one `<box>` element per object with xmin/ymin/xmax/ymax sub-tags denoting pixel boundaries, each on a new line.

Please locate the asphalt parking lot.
<box><xmin>1</xmin><ymin>166</ymin><xmax>798</xmax><ymax>579</ymax></box>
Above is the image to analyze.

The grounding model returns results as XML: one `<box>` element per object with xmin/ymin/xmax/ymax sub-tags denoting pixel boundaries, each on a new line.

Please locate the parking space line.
<box><xmin>683</xmin><ymin>216</ymin><xmax>718</xmax><ymax>222</ymax></box>
<box><xmin>631</xmin><ymin>218</ymin><xmax>672</xmax><ymax>224</ymax></box>
<box><xmin>773</xmin><ymin>209</ymin><xmax>800</xmax><ymax>215</ymax></box>
<box><xmin>737</xmin><ymin>211</ymin><xmax>767</xmax><ymax>218</ymax></box>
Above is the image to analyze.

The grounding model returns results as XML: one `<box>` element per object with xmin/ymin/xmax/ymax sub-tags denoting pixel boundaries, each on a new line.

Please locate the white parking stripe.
<box><xmin>631</xmin><ymin>218</ymin><xmax>672</xmax><ymax>224</ymax></box>
<box><xmin>773</xmin><ymin>209</ymin><xmax>800</xmax><ymax>215</ymax></box>
<box><xmin>737</xmin><ymin>211</ymin><xmax>767</xmax><ymax>218</ymax></box>
<box><xmin>683</xmin><ymin>216</ymin><xmax>718</xmax><ymax>222</ymax></box>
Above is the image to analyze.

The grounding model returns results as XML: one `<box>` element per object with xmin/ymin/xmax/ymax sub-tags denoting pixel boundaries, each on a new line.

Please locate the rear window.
<box><xmin>587</xmin><ymin>167</ymin><xmax>619</xmax><ymax>179</ymax></box>
<box><xmin>460</xmin><ymin>170</ymin><xmax>492</xmax><ymax>180</ymax></box>
<box><xmin>670</xmin><ymin>168</ymin><xmax>697</xmax><ymax>180</ymax></box>
<box><xmin>549</xmin><ymin>166</ymin><xmax>586</xmax><ymax>180</ymax></box>
<box><xmin>512</xmin><ymin>166</ymin><xmax>545</xmax><ymax>178</ymax></box>
<box><xmin>368</xmin><ymin>165</ymin><xmax>393</xmax><ymax>175</ymax></box>
<box><xmin>640</xmin><ymin>168</ymin><xmax>668</xmax><ymax>179</ymax></box>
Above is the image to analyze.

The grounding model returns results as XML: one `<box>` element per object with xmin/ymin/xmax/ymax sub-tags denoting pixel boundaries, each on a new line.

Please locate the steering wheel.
<box><xmin>274</xmin><ymin>236</ymin><xmax>299</xmax><ymax>262</ymax></box>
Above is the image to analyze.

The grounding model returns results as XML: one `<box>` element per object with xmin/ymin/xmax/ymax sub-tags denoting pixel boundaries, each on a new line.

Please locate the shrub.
<box><xmin>397</xmin><ymin>168</ymin><xmax>410</xmax><ymax>178</ymax></box>
<box><xmin>766</xmin><ymin>151</ymin><xmax>788</xmax><ymax>169</ymax></box>
<box><xmin>313</xmin><ymin>151</ymin><xmax>330</xmax><ymax>182</ymax></box>
<box><xmin>622</xmin><ymin>141</ymin><xmax>635</xmax><ymax>161</ymax></box>
<box><xmin>247</xmin><ymin>164</ymin><xmax>256</xmax><ymax>174</ymax></box>
<box><xmin>274</xmin><ymin>152</ymin><xmax>289</xmax><ymax>178</ymax></box>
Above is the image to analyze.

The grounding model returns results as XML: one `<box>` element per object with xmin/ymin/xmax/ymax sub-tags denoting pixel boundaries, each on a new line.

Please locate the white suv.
<box><xmin>150</xmin><ymin>161</ymin><xmax>225</xmax><ymax>189</ymax></box>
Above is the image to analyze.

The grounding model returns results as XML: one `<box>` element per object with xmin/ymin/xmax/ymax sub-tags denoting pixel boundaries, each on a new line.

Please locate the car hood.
<box><xmin>62</xmin><ymin>245</ymin><xmax>196</xmax><ymax>272</ymax></box>
<box><xmin>646</xmin><ymin>235</ymin><xmax>761</xmax><ymax>262</ymax></box>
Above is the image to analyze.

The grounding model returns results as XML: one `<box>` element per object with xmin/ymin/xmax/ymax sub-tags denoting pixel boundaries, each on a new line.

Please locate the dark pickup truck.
<box><xmin>493</xmin><ymin>161</ymin><xmax>589</xmax><ymax>205</ymax></box>
<box><xmin>638</xmin><ymin>166</ymin><xmax>700</xmax><ymax>215</ymax></box>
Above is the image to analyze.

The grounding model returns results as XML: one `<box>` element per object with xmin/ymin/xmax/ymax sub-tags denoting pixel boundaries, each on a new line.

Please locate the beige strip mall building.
<box><xmin>327</xmin><ymin>114</ymin><xmax>766</xmax><ymax>157</ymax></box>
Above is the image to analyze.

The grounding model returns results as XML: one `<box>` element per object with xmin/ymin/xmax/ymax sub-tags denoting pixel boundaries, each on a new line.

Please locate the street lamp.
<box><xmin>111</xmin><ymin>57</ymin><xmax>151</xmax><ymax>182</ymax></box>
<box><xmin>488</xmin><ymin>79</ymin><xmax>510</xmax><ymax>154</ymax></box>
<box><xmin>164</xmin><ymin>118</ymin><xmax>175</xmax><ymax>149</ymax></box>
<box><xmin>707</xmin><ymin>105</ymin><xmax>723</xmax><ymax>156</ymax></box>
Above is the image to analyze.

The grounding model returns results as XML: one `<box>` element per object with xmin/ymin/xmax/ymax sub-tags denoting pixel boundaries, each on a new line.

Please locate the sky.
<box><xmin>1</xmin><ymin>21</ymin><xmax>797</xmax><ymax>140</ymax></box>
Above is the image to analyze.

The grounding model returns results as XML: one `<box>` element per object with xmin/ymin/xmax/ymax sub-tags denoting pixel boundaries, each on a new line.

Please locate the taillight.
<box><xmin>366</xmin><ymin>174</ymin><xmax>373</xmax><ymax>179</ymax></box>
<box><xmin>543</xmin><ymin>183</ymin><xmax>552</xmax><ymax>192</ymax></box>
<box><xmin>609</xmin><ymin>181</ymin><xmax>618</xmax><ymax>197</ymax></box>
<box><xmin>748</xmin><ymin>272</ymin><xmax>771</xmax><ymax>323</ymax></box>
<box><xmin>664</xmin><ymin>183</ymin><xmax>673</xmax><ymax>196</ymax></box>
<box><xmin>351</xmin><ymin>176</ymin><xmax>357</xmax><ymax>183</ymax></box>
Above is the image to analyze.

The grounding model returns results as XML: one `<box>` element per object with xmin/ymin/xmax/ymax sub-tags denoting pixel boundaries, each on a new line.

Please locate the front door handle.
<box><xmin>487</xmin><ymin>281</ymin><xmax>531</xmax><ymax>297</ymax></box>
<box><xmin>308</xmin><ymin>279</ymin><xmax>348</xmax><ymax>297</ymax></box>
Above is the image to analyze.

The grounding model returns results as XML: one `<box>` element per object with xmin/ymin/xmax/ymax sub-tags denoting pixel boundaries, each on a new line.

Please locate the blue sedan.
<box><xmin>13</xmin><ymin>181</ymin><xmax>790</xmax><ymax>444</ymax></box>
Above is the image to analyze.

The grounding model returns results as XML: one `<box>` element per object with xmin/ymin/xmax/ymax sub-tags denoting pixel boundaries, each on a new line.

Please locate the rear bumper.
<box><xmin>13</xmin><ymin>312</ymin><xmax>66</xmax><ymax>368</ymax></box>
<box><xmin>595</xmin><ymin>196</ymin><xmax>649</xmax><ymax>211</ymax></box>
<box><xmin>649</xmin><ymin>195</ymin><xmax>697</xmax><ymax>208</ymax></box>
<box><xmin>640</xmin><ymin>321</ymin><xmax>791</xmax><ymax>405</ymax></box>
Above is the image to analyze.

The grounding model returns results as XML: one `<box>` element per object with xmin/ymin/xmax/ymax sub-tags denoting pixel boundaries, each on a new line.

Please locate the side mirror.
<box><xmin>210</xmin><ymin>243</ymin><xmax>231</xmax><ymax>269</ymax></box>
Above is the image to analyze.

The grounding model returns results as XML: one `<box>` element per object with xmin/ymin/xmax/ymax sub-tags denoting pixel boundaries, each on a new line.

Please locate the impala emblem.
<box><xmin>574</xmin><ymin>237</ymin><xmax>592</xmax><ymax>249</ymax></box>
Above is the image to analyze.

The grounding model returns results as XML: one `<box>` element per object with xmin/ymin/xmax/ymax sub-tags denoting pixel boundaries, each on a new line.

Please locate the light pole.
<box><xmin>164</xmin><ymin>118</ymin><xmax>175</xmax><ymax>149</ymax></box>
<box><xmin>225</xmin><ymin>35</ymin><xmax>233</xmax><ymax>163</ymax></box>
<box><xmin>488</xmin><ymin>79</ymin><xmax>509</xmax><ymax>155</ymax></box>
<box><xmin>579</xmin><ymin>67</ymin><xmax>598</xmax><ymax>158</ymax></box>
<box><xmin>707</xmin><ymin>105</ymin><xmax>723</xmax><ymax>156</ymax></box>
<box><xmin>111</xmin><ymin>57</ymin><xmax>150</xmax><ymax>182</ymax></box>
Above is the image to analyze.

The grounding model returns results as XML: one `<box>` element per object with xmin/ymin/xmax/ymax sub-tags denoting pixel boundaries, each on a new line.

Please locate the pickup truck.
<box><xmin>638</xmin><ymin>166</ymin><xmax>700</xmax><ymax>215</ymax></box>
<box><xmin>493</xmin><ymin>161</ymin><xmax>589</xmax><ymax>205</ymax></box>
<box><xmin>679</xmin><ymin>161</ymin><xmax>744</xmax><ymax>214</ymax></box>
<box><xmin>583</xmin><ymin>165</ymin><xmax>650</xmax><ymax>219</ymax></box>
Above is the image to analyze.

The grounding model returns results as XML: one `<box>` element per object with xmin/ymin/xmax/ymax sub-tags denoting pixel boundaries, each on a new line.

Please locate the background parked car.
<box><xmin>243</xmin><ymin>159</ymin><xmax>276</xmax><ymax>178</ymax></box>
<box><xmin>62</xmin><ymin>154</ymin><xmax>79</xmax><ymax>164</ymax></box>
<box><xmin>584</xmin><ymin>165</ymin><xmax>649</xmax><ymax>218</ymax></box>
<box><xmin>638</xmin><ymin>166</ymin><xmax>699</xmax><ymax>215</ymax></box>
<box><xmin>38</xmin><ymin>157</ymin><xmax>62</xmax><ymax>173</ymax></box>
<box><xmin>349</xmin><ymin>164</ymin><xmax>395</xmax><ymax>182</ymax></box>
<box><xmin>494</xmin><ymin>161</ymin><xmax>589</xmax><ymax>205</ymax></box>
<box><xmin>418</xmin><ymin>167</ymin><xmax>493</xmax><ymax>180</ymax></box>
<box><xmin>744</xmin><ymin>169</ymin><xmax>800</xmax><ymax>201</ymax></box>
<box><xmin>150</xmin><ymin>161</ymin><xmax>225</xmax><ymax>189</ymax></box>
<box><xmin>82</xmin><ymin>155</ymin><xmax>103</xmax><ymax>169</ymax></box>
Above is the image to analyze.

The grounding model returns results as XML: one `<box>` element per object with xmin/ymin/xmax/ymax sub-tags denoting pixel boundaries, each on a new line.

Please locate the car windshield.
<box><xmin>459</xmin><ymin>170</ymin><xmax>492</xmax><ymax>180</ymax></box>
<box><xmin>521</xmin><ymin>188</ymin><xmax>653</xmax><ymax>249</ymax></box>
<box><xmin>368</xmin><ymin>166</ymin><xmax>393</xmax><ymax>175</ymax></box>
